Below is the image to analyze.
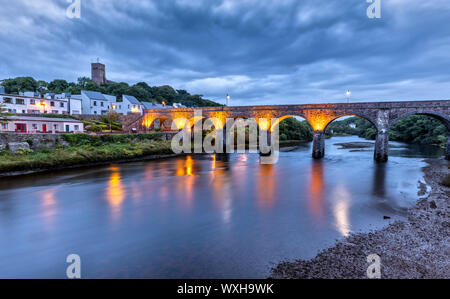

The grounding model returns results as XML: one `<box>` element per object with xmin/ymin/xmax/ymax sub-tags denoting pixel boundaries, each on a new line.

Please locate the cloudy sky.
<box><xmin>0</xmin><ymin>0</ymin><xmax>449</xmax><ymax>105</ymax></box>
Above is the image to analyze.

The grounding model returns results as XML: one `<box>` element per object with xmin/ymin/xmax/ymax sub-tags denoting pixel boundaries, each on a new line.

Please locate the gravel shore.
<box><xmin>270</xmin><ymin>158</ymin><xmax>450</xmax><ymax>279</ymax></box>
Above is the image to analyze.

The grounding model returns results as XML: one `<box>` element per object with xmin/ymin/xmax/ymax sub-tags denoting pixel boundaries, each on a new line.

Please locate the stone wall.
<box><xmin>0</xmin><ymin>133</ymin><xmax>69</xmax><ymax>150</ymax></box>
<box><xmin>72</xmin><ymin>114</ymin><xmax>142</xmax><ymax>132</ymax></box>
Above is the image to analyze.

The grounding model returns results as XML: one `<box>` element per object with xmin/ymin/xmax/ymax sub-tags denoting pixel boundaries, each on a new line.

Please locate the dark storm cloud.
<box><xmin>0</xmin><ymin>0</ymin><xmax>450</xmax><ymax>105</ymax></box>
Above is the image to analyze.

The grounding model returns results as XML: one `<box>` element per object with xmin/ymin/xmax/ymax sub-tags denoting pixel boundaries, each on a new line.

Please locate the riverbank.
<box><xmin>270</xmin><ymin>158</ymin><xmax>450</xmax><ymax>279</ymax></box>
<box><xmin>0</xmin><ymin>138</ymin><xmax>176</xmax><ymax>177</ymax></box>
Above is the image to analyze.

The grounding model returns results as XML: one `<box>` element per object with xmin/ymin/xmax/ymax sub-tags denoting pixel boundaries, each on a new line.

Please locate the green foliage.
<box><xmin>389</xmin><ymin>115</ymin><xmax>447</xmax><ymax>147</ymax></box>
<box><xmin>278</xmin><ymin>118</ymin><xmax>313</xmax><ymax>141</ymax></box>
<box><xmin>14</xmin><ymin>148</ymin><xmax>34</xmax><ymax>155</ymax></box>
<box><xmin>326</xmin><ymin>117</ymin><xmax>375</xmax><ymax>139</ymax></box>
<box><xmin>1</xmin><ymin>77</ymin><xmax>38</xmax><ymax>94</ymax></box>
<box><xmin>1</xmin><ymin>76</ymin><xmax>222</xmax><ymax>108</ymax></box>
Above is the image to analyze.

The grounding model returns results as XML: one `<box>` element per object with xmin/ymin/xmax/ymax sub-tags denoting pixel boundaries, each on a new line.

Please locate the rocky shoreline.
<box><xmin>270</xmin><ymin>158</ymin><xmax>450</xmax><ymax>279</ymax></box>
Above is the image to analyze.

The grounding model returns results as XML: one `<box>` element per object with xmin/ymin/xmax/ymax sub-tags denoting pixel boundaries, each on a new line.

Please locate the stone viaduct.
<box><xmin>127</xmin><ymin>100</ymin><xmax>450</xmax><ymax>162</ymax></box>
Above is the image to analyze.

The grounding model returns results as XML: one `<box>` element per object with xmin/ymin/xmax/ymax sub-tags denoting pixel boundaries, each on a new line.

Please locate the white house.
<box><xmin>0</xmin><ymin>116</ymin><xmax>84</xmax><ymax>133</ymax></box>
<box><xmin>0</xmin><ymin>93</ymin><xmax>68</xmax><ymax>115</ymax></box>
<box><xmin>81</xmin><ymin>90</ymin><xmax>117</xmax><ymax>115</ymax></box>
<box><xmin>68</xmin><ymin>95</ymin><xmax>82</xmax><ymax>115</ymax></box>
<box><xmin>121</xmin><ymin>95</ymin><xmax>144</xmax><ymax>115</ymax></box>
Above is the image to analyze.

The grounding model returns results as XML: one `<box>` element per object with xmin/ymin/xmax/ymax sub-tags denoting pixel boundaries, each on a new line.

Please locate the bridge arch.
<box><xmin>270</xmin><ymin>114</ymin><xmax>310</xmax><ymax>132</ymax></box>
<box><xmin>389</xmin><ymin>110</ymin><xmax>450</xmax><ymax>131</ymax></box>
<box><xmin>388</xmin><ymin>110</ymin><xmax>450</xmax><ymax>160</ymax></box>
<box><xmin>323</xmin><ymin>112</ymin><xmax>379</xmax><ymax>133</ymax></box>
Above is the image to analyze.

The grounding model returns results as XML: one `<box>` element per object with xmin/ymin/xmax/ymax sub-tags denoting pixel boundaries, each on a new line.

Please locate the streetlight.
<box><xmin>226</xmin><ymin>94</ymin><xmax>230</xmax><ymax>106</ymax></box>
<box><xmin>346</xmin><ymin>90</ymin><xmax>351</xmax><ymax>103</ymax></box>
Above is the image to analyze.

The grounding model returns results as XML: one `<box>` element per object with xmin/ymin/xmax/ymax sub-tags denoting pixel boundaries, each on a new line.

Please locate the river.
<box><xmin>0</xmin><ymin>136</ymin><xmax>444</xmax><ymax>278</ymax></box>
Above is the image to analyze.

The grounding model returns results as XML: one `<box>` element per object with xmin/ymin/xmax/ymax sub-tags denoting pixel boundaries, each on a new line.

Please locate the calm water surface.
<box><xmin>0</xmin><ymin>136</ymin><xmax>444</xmax><ymax>278</ymax></box>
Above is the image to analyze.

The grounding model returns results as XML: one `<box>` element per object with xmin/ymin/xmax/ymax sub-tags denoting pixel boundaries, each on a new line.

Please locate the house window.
<box><xmin>1</xmin><ymin>123</ymin><xmax>7</xmax><ymax>129</ymax></box>
<box><xmin>50</xmin><ymin>101</ymin><xmax>55</xmax><ymax>107</ymax></box>
<box><xmin>119</xmin><ymin>105</ymin><xmax>122</xmax><ymax>109</ymax></box>
<box><xmin>30</xmin><ymin>99</ymin><xmax>35</xmax><ymax>105</ymax></box>
<box><xmin>94</xmin><ymin>111</ymin><xmax>97</xmax><ymax>114</ymax></box>
<box><xmin>52</xmin><ymin>110</ymin><xmax>59</xmax><ymax>114</ymax></box>
<box><xmin>3</xmin><ymin>97</ymin><xmax>12</xmax><ymax>103</ymax></box>
<box><xmin>74</xmin><ymin>125</ymin><xmax>79</xmax><ymax>131</ymax></box>
<box><xmin>32</xmin><ymin>124</ymin><xmax>38</xmax><ymax>130</ymax></box>
<box><xmin>128</xmin><ymin>105</ymin><xmax>130</xmax><ymax>109</ymax></box>
<box><xmin>60</xmin><ymin>102</ymin><xmax>64</xmax><ymax>108</ymax></box>
<box><xmin>93</xmin><ymin>101</ymin><xmax>97</xmax><ymax>106</ymax></box>
<box><xmin>16</xmin><ymin>98</ymin><xmax>25</xmax><ymax>105</ymax></box>
<box><xmin>101</xmin><ymin>102</ymin><xmax>104</xmax><ymax>107</ymax></box>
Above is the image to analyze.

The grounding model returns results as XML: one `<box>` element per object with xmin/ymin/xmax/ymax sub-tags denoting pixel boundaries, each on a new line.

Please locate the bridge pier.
<box><xmin>312</xmin><ymin>131</ymin><xmax>325</xmax><ymax>159</ymax></box>
<box><xmin>374</xmin><ymin>130</ymin><xmax>389</xmax><ymax>162</ymax></box>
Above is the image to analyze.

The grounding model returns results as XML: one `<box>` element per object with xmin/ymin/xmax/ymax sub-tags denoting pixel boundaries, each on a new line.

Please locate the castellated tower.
<box><xmin>91</xmin><ymin>62</ymin><xmax>107</xmax><ymax>85</ymax></box>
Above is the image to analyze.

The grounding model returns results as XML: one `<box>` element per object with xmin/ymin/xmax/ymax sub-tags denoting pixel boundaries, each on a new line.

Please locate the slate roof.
<box><xmin>82</xmin><ymin>90</ymin><xmax>106</xmax><ymax>101</ymax></box>
<box><xmin>123</xmin><ymin>94</ymin><xmax>142</xmax><ymax>105</ymax></box>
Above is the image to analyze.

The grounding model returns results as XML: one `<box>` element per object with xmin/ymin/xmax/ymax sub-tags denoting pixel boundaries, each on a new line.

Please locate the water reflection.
<box><xmin>106</xmin><ymin>165</ymin><xmax>125</xmax><ymax>221</ymax></box>
<box><xmin>372</xmin><ymin>163</ymin><xmax>386</xmax><ymax>198</ymax></box>
<box><xmin>39</xmin><ymin>187</ymin><xmax>58</xmax><ymax>228</ymax></box>
<box><xmin>211</xmin><ymin>155</ymin><xmax>233</xmax><ymax>224</ymax></box>
<box><xmin>257</xmin><ymin>164</ymin><xmax>275</xmax><ymax>209</ymax></box>
<box><xmin>308</xmin><ymin>161</ymin><xmax>325</xmax><ymax>222</ymax></box>
<box><xmin>332</xmin><ymin>185</ymin><xmax>351</xmax><ymax>237</ymax></box>
<box><xmin>175</xmin><ymin>156</ymin><xmax>195</xmax><ymax>208</ymax></box>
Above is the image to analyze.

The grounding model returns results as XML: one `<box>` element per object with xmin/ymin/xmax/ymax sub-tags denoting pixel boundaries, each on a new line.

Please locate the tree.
<box><xmin>104</xmin><ymin>110</ymin><xmax>120</xmax><ymax>133</ymax></box>
<box><xmin>47</xmin><ymin>79</ymin><xmax>70</xmax><ymax>94</ymax></box>
<box><xmin>1</xmin><ymin>77</ymin><xmax>38</xmax><ymax>94</ymax></box>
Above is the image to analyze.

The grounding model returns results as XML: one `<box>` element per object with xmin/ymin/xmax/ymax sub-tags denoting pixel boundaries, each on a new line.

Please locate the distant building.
<box><xmin>121</xmin><ymin>95</ymin><xmax>144</xmax><ymax>115</ymax></box>
<box><xmin>0</xmin><ymin>116</ymin><xmax>84</xmax><ymax>133</ymax></box>
<box><xmin>91</xmin><ymin>62</ymin><xmax>107</xmax><ymax>85</ymax></box>
<box><xmin>81</xmin><ymin>90</ymin><xmax>117</xmax><ymax>115</ymax></box>
<box><xmin>0</xmin><ymin>93</ymin><xmax>68</xmax><ymax>115</ymax></box>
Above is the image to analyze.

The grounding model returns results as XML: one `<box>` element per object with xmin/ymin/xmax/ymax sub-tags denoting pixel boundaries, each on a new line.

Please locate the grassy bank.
<box><xmin>0</xmin><ymin>133</ymin><xmax>173</xmax><ymax>174</ymax></box>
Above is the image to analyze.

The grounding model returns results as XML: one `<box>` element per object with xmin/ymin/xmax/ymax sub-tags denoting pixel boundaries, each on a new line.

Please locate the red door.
<box><xmin>15</xmin><ymin>123</ymin><xmax>27</xmax><ymax>133</ymax></box>
<box><xmin>42</xmin><ymin>124</ymin><xmax>47</xmax><ymax>132</ymax></box>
